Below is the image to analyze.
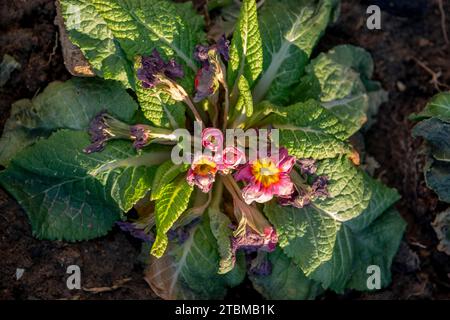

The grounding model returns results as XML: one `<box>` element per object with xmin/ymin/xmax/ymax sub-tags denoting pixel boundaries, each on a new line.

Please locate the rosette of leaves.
<box><xmin>411</xmin><ymin>92</ymin><xmax>450</xmax><ymax>203</ymax></box>
<box><xmin>411</xmin><ymin>92</ymin><xmax>450</xmax><ymax>256</ymax></box>
<box><xmin>0</xmin><ymin>0</ymin><xmax>405</xmax><ymax>299</ymax></box>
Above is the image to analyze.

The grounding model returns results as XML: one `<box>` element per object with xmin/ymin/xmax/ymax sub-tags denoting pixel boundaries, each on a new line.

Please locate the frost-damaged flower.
<box><xmin>311</xmin><ymin>176</ymin><xmax>329</xmax><ymax>198</ymax></box>
<box><xmin>297</xmin><ymin>158</ymin><xmax>317</xmax><ymax>175</ymax></box>
<box><xmin>222</xmin><ymin>178</ymin><xmax>278</xmax><ymax>268</ymax></box>
<box><xmin>84</xmin><ymin>112</ymin><xmax>133</xmax><ymax>154</ymax></box>
<box><xmin>278</xmin><ymin>175</ymin><xmax>330</xmax><ymax>208</ymax></box>
<box><xmin>187</xmin><ymin>154</ymin><xmax>219</xmax><ymax>193</ymax></box>
<box><xmin>249</xmin><ymin>252</ymin><xmax>272</xmax><ymax>276</ymax></box>
<box><xmin>193</xmin><ymin>35</ymin><xmax>230</xmax><ymax>65</ymax></box>
<box><xmin>235</xmin><ymin>148</ymin><xmax>296</xmax><ymax>204</ymax></box>
<box><xmin>278</xmin><ymin>187</ymin><xmax>311</xmax><ymax>208</ymax></box>
<box><xmin>116</xmin><ymin>221</ymin><xmax>154</xmax><ymax>244</ymax></box>
<box><xmin>232</xmin><ymin>226</ymin><xmax>277</xmax><ymax>254</ymax></box>
<box><xmin>130</xmin><ymin>124</ymin><xmax>152</xmax><ymax>150</ymax></box>
<box><xmin>137</xmin><ymin>49</ymin><xmax>184</xmax><ymax>89</ymax></box>
<box><xmin>138</xmin><ymin>49</ymin><xmax>204</xmax><ymax>124</ymax></box>
<box><xmin>84</xmin><ymin>112</ymin><xmax>177</xmax><ymax>154</ymax></box>
<box><xmin>193</xmin><ymin>35</ymin><xmax>230</xmax><ymax>102</ymax></box>
<box><xmin>167</xmin><ymin>217</ymin><xmax>201</xmax><ymax>245</ymax></box>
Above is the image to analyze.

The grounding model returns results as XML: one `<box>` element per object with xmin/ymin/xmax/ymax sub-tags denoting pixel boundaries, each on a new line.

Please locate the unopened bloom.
<box><xmin>202</xmin><ymin>128</ymin><xmax>223</xmax><ymax>152</ymax></box>
<box><xmin>219</xmin><ymin>146</ymin><xmax>245</xmax><ymax>173</ymax></box>
<box><xmin>235</xmin><ymin>148</ymin><xmax>296</xmax><ymax>204</ymax></box>
<box><xmin>187</xmin><ymin>131</ymin><xmax>244</xmax><ymax>192</ymax></box>
<box><xmin>137</xmin><ymin>49</ymin><xmax>184</xmax><ymax>89</ymax></box>
<box><xmin>187</xmin><ymin>154</ymin><xmax>219</xmax><ymax>193</ymax></box>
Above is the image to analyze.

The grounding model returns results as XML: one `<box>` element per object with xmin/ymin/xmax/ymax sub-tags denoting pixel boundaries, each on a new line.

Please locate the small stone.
<box><xmin>16</xmin><ymin>268</ymin><xmax>25</xmax><ymax>280</ymax></box>
<box><xmin>396</xmin><ymin>81</ymin><xmax>407</xmax><ymax>92</ymax></box>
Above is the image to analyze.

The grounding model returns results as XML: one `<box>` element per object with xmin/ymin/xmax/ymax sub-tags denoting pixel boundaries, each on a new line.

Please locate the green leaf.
<box><xmin>227</xmin><ymin>0</ymin><xmax>263</xmax><ymax>89</ymax></box>
<box><xmin>136</xmin><ymin>80</ymin><xmax>186</xmax><ymax>129</ymax></box>
<box><xmin>345</xmin><ymin>173</ymin><xmax>400</xmax><ymax>231</ymax></box>
<box><xmin>90</xmin><ymin>0</ymin><xmax>204</xmax><ymax>82</ymax></box>
<box><xmin>208</xmin><ymin>207</ymin><xmax>235</xmax><ymax>274</ymax></box>
<box><xmin>144</xmin><ymin>216</ymin><xmax>245</xmax><ymax>299</ymax></box>
<box><xmin>291</xmin><ymin>45</ymin><xmax>387</xmax><ymax>136</ymax></box>
<box><xmin>0</xmin><ymin>130</ymin><xmax>167</xmax><ymax>241</ymax></box>
<box><xmin>411</xmin><ymin>92</ymin><xmax>450</xmax><ymax>203</ymax></box>
<box><xmin>265</xmin><ymin>168</ymin><xmax>403</xmax><ymax>292</ymax></box>
<box><xmin>249</xmin><ymin>247</ymin><xmax>323</xmax><ymax>300</ymax></box>
<box><xmin>310</xmin><ymin>209</ymin><xmax>405</xmax><ymax>293</ymax></box>
<box><xmin>346</xmin><ymin>209</ymin><xmax>406</xmax><ymax>291</ymax></box>
<box><xmin>410</xmin><ymin>92</ymin><xmax>450</xmax><ymax>122</ymax></box>
<box><xmin>264</xmin><ymin>202</ymin><xmax>340</xmax><ymax>276</ymax></box>
<box><xmin>231</xmin><ymin>76</ymin><xmax>254</xmax><ymax>126</ymax></box>
<box><xmin>253</xmin><ymin>0</ymin><xmax>338</xmax><ymax>104</ymax></box>
<box><xmin>268</xmin><ymin>100</ymin><xmax>352</xmax><ymax>160</ymax></box>
<box><xmin>60</xmin><ymin>0</ymin><xmax>205</xmax><ymax>89</ymax></box>
<box><xmin>151</xmin><ymin>160</ymin><xmax>188</xmax><ymax>200</ymax></box>
<box><xmin>0</xmin><ymin>78</ymin><xmax>138</xmax><ymax>166</ymax></box>
<box><xmin>424</xmin><ymin>158</ymin><xmax>450</xmax><ymax>203</ymax></box>
<box><xmin>314</xmin><ymin>156</ymin><xmax>371</xmax><ymax>221</ymax></box>
<box><xmin>308</xmin><ymin>224</ymin><xmax>354</xmax><ymax>293</ymax></box>
<box><xmin>60</xmin><ymin>0</ymin><xmax>135</xmax><ymax>88</ymax></box>
<box><xmin>151</xmin><ymin>176</ymin><xmax>194</xmax><ymax>257</ymax></box>
<box><xmin>413</xmin><ymin>118</ymin><xmax>450</xmax><ymax>162</ymax></box>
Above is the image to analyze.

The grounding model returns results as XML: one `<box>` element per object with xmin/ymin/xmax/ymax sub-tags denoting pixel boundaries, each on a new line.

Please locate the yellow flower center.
<box><xmin>193</xmin><ymin>158</ymin><xmax>217</xmax><ymax>176</ymax></box>
<box><xmin>251</xmin><ymin>159</ymin><xmax>280</xmax><ymax>188</ymax></box>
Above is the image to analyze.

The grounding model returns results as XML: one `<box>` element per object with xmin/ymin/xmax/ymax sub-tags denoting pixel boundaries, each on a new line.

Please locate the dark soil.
<box><xmin>0</xmin><ymin>0</ymin><xmax>449</xmax><ymax>300</ymax></box>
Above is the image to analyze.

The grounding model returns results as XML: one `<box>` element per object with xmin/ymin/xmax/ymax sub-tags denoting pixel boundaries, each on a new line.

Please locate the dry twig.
<box><xmin>83</xmin><ymin>277</ymin><xmax>132</xmax><ymax>294</ymax></box>
<box><xmin>437</xmin><ymin>0</ymin><xmax>449</xmax><ymax>45</ymax></box>
<box><xmin>412</xmin><ymin>57</ymin><xmax>450</xmax><ymax>91</ymax></box>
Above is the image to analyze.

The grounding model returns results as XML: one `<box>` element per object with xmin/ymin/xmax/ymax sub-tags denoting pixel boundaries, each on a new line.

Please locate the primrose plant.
<box><xmin>0</xmin><ymin>0</ymin><xmax>406</xmax><ymax>299</ymax></box>
<box><xmin>411</xmin><ymin>92</ymin><xmax>450</xmax><ymax>256</ymax></box>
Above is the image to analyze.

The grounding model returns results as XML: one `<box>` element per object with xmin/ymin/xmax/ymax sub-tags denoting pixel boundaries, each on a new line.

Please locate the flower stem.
<box><xmin>184</xmin><ymin>96</ymin><xmax>205</xmax><ymax>125</ymax></box>
<box><xmin>222</xmin><ymin>80</ymin><xmax>230</xmax><ymax>132</ymax></box>
<box><xmin>210</xmin><ymin>176</ymin><xmax>224</xmax><ymax>209</ymax></box>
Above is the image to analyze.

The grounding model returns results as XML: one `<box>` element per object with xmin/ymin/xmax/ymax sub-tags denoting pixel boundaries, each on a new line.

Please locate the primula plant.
<box><xmin>411</xmin><ymin>92</ymin><xmax>450</xmax><ymax>203</ymax></box>
<box><xmin>411</xmin><ymin>92</ymin><xmax>450</xmax><ymax>257</ymax></box>
<box><xmin>0</xmin><ymin>0</ymin><xmax>406</xmax><ymax>299</ymax></box>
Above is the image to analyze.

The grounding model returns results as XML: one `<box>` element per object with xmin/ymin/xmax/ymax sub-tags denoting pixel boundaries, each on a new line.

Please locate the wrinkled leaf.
<box><xmin>145</xmin><ymin>216</ymin><xmax>245</xmax><ymax>299</ymax></box>
<box><xmin>227</xmin><ymin>0</ymin><xmax>263</xmax><ymax>90</ymax></box>
<box><xmin>151</xmin><ymin>176</ymin><xmax>194</xmax><ymax>257</ymax></box>
<box><xmin>253</xmin><ymin>0</ymin><xmax>338</xmax><ymax>104</ymax></box>
<box><xmin>249</xmin><ymin>247</ymin><xmax>323</xmax><ymax>300</ymax></box>
<box><xmin>0</xmin><ymin>130</ymin><xmax>167</xmax><ymax>240</ymax></box>
<box><xmin>0</xmin><ymin>78</ymin><xmax>138</xmax><ymax>166</ymax></box>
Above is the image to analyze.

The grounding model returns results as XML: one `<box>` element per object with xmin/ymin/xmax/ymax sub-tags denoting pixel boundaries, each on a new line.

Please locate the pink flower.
<box><xmin>202</xmin><ymin>128</ymin><xmax>223</xmax><ymax>152</ymax></box>
<box><xmin>186</xmin><ymin>154</ymin><xmax>218</xmax><ymax>193</ymax></box>
<box><xmin>218</xmin><ymin>146</ymin><xmax>245</xmax><ymax>173</ymax></box>
<box><xmin>235</xmin><ymin>148</ymin><xmax>296</xmax><ymax>204</ymax></box>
